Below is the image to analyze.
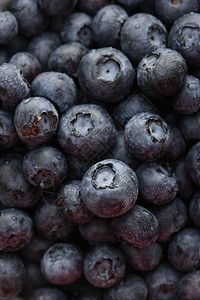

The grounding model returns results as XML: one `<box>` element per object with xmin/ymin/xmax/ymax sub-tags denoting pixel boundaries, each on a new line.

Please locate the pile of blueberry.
<box><xmin>1</xmin><ymin>0</ymin><xmax>200</xmax><ymax>299</ymax></box>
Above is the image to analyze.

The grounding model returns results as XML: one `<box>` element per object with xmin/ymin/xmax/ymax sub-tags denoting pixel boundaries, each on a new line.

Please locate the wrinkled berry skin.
<box><xmin>112</xmin><ymin>205</ymin><xmax>159</xmax><ymax>248</ymax></box>
<box><xmin>145</xmin><ymin>263</ymin><xmax>181</xmax><ymax>300</ymax></box>
<box><xmin>28</xmin><ymin>287</ymin><xmax>68</xmax><ymax>300</ymax></box>
<box><xmin>102</xmin><ymin>274</ymin><xmax>148</xmax><ymax>300</ymax></box>
<box><xmin>31</xmin><ymin>71</ymin><xmax>77</xmax><ymax>114</ymax></box>
<box><xmin>23</xmin><ymin>146</ymin><xmax>68</xmax><ymax>189</ymax></box>
<box><xmin>0</xmin><ymin>63</ymin><xmax>30</xmax><ymax>107</ymax></box>
<box><xmin>41</xmin><ymin>243</ymin><xmax>83</xmax><ymax>285</ymax></box>
<box><xmin>92</xmin><ymin>5</ymin><xmax>128</xmax><ymax>49</ymax></box>
<box><xmin>0</xmin><ymin>252</ymin><xmax>26</xmax><ymax>299</ymax></box>
<box><xmin>61</xmin><ymin>12</ymin><xmax>93</xmax><ymax>48</ymax></box>
<box><xmin>168</xmin><ymin>12</ymin><xmax>200</xmax><ymax>68</ymax></box>
<box><xmin>57</xmin><ymin>104</ymin><xmax>116</xmax><ymax>160</ymax></box>
<box><xmin>121</xmin><ymin>242</ymin><xmax>163</xmax><ymax>271</ymax></box>
<box><xmin>39</xmin><ymin>0</ymin><xmax>77</xmax><ymax>16</ymax></box>
<box><xmin>124</xmin><ymin>112</ymin><xmax>170</xmax><ymax>162</ymax></box>
<box><xmin>0</xmin><ymin>207</ymin><xmax>33</xmax><ymax>252</ymax></box>
<box><xmin>83</xmin><ymin>244</ymin><xmax>126</xmax><ymax>288</ymax></box>
<box><xmin>14</xmin><ymin>96</ymin><xmax>59</xmax><ymax>146</ymax></box>
<box><xmin>80</xmin><ymin>159</ymin><xmax>139</xmax><ymax>218</ymax></box>
<box><xmin>0</xmin><ymin>109</ymin><xmax>19</xmax><ymax>150</ymax></box>
<box><xmin>0</xmin><ymin>11</ymin><xmax>18</xmax><ymax>45</ymax></box>
<box><xmin>185</xmin><ymin>141</ymin><xmax>200</xmax><ymax>188</ymax></box>
<box><xmin>168</xmin><ymin>228</ymin><xmax>200</xmax><ymax>272</ymax></box>
<box><xmin>0</xmin><ymin>153</ymin><xmax>41</xmax><ymax>208</ymax></box>
<box><xmin>176</xmin><ymin>270</ymin><xmax>200</xmax><ymax>300</ymax></box>
<box><xmin>57</xmin><ymin>180</ymin><xmax>94</xmax><ymax>224</ymax></box>
<box><xmin>136</xmin><ymin>161</ymin><xmax>178</xmax><ymax>205</ymax></box>
<box><xmin>78</xmin><ymin>47</ymin><xmax>135</xmax><ymax>103</ymax></box>
<box><xmin>121</xmin><ymin>13</ymin><xmax>167</xmax><ymax>65</ymax></box>
<box><xmin>137</xmin><ymin>48</ymin><xmax>187</xmax><ymax>98</ymax></box>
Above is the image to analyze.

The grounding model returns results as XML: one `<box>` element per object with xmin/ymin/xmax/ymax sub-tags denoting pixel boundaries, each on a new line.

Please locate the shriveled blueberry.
<box><xmin>61</xmin><ymin>12</ymin><xmax>93</xmax><ymax>48</ymax></box>
<box><xmin>0</xmin><ymin>109</ymin><xmax>19</xmax><ymax>150</ymax></box>
<box><xmin>78</xmin><ymin>47</ymin><xmax>135</xmax><ymax>103</ymax></box>
<box><xmin>137</xmin><ymin>48</ymin><xmax>187</xmax><ymax>98</ymax></box>
<box><xmin>31</xmin><ymin>71</ymin><xmax>77</xmax><ymax>114</ymax></box>
<box><xmin>124</xmin><ymin>112</ymin><xmax>170</xmax><ymax>161</ymax></box>
<box><xmin>121</xmin><ymin>13</ymin><xmax>167</xmax><ymax>65</ymax></box>
<box><xmin>80</xmin><ymin>159</ymin><xmax>138</xmax><ymax>218</ymax></box>
<box><xmin>41</xmin><ymin>243</ymin><xmax>83</xmax><ymax>285</ymax></box>
<box><xmin>0</xmin><ymin>252</ymin><xmax>25</xmax><ymax>299</ymax></box>
<box><xmin>28</xmin><ymin>287</ymin><xmax>68</xmax><ymax>300</ymax></box>
<box><xmin>79</xmin><ymin>217</ymin><xmax>117</xmax><ymax>245</ymax></box>
<box><xmin>57</xmin><ymin>104</ymin><xmax>116</xmax><ymax>160</ymax></box>
<box><xmin>176</xmin><ymin>270</ymin><xmax>200</xmax><ymax>300</ymax></box>
<box><xmin>136</xmin><ymin>161</ymin><xmax>178</xmax><ymax>205</ymax></box>
<box><xmin>92</xmin><ymin>5</ymin><xmax>128</xmax><ymax>48</ymax></box>
<box><xmin>14</xmin><ymin>97</ymin><xmax>59</xmax><ymax>146</ymax></box>
<box><xmin>0</xmin><ymin>207</ymin><xmax>33</xmax><ymax>252</ymax></box>
<box><xmin>0</xmin><ymin>63</ymin><xmax>30</xmax><ymax>107</ymax></box>
<box><xmin>153</xmin><ymin>197</ymin><xmax>188</xmax><ymax>242</ymax></box>
<box><xmin>102</xmin><ymin>274</ymin><xmax>148</xmax><ymax>300</ymax></box>
<box><xmin>145</xmin><ymin>263</ymin><xmax>181</xmax><ymax>300</ymax></box>
<box><xmin>111</xmin><ymin>205</ymin><xmax>159</xmax><ymax>248</ymax></box>
<box><xmin>0</xmin><ymin>11</ymin><xmax>18</xmax><ymax>45</ymax></box>
<box><xmin>23</xmin><ymin>146</ymin><xmax>68</xmax><ymax>189</ymax></box>
<box><xmin>168</xmin><ymin>228</ymin><xmax>200</xmax><ymax>271</ymax></box>
<box><xmin>168</xmin><ymin>12</ymin><xmax>200</xmax><ymax>68</ymax></box>
<box><xmin>27</xmin><ymin>32</ymin><xmax>61</xmax><ymax>71</ymax></box>
<box><xmin>83</xmin><ymin>244</ymin><xmax>126</xmax><ymax>288</ymax></box>
<box><xmin>121</xmin><ymin>242</ymin><xmax>163</xmax><ymax>271</ymax></box>
<box><xmin>9</xmin><ymin>51</ymin><xmax>42</xmax><ymax>83</ymax></box>
<box><xmin>10</xmin><ymin>0</ymin><xmax>49</xmax><ymax>37</ymax></box>
<box><xmin>0</xmin><ymin>153</ymin><xmax>41</xmax><ymax>208</ymax></box>
<box><xmin>48</xmin><ymin>42</ymin><xmax>88</xmax><ymax>77</ymax></box>
<box><xmin>38</xmin><ymin>0</ymin><xmax>77</xmax><ymax>16</ymax></box>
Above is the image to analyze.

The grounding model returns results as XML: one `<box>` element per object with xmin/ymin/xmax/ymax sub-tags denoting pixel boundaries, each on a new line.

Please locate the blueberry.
<box><xmin>117</xmin><ymin>0</ymin><xmax>144</xmax><ymax>10</ymax></box>
<box><xmin>136</xmin><ymin>161</ymin><xmax>178</xmax><ymax>205</ymax></box>
<box><xmin>28</xmin><ymin>287</ymin><xmax>68</xmax><ymax>300</ymax></box>
<box><xmin>79</xmin><ymin>217</ymin><xmax>117</xmax><ymax>245</ymax></box>
<box><xmin>168</xmin><ymin>12</ymin><xmax>200</xmax><ymax>68</ymax></box>
<box><xmin>57</xmin><ymin>104</ymin><xmax>116</xmax><ymax>160</ymax></box>
<box><xmin>102</xmin><ymin>274</ymin><xmax>148</xmax><ymax>300</ymax></box>
<box><xmin>0</xmin><ymin>10</ymin><xmax>18</xmax><ymax>45</ymax></box>
<box><xmin>176</xmin><ymin>270</ymin><xmax>200</xmax><ymax>300</ymax></box>
<box><xmin>80</xmin><ymin>158</ymin><xmax>139</xmax><ymax>218</ymax></box>
<box><xmin>153</xmin><ymin>197</ymin><xmax>188</xmax><ymax>242</ymax></box>
<box><xmin>168</xmin><ymin>228</ymin><xmax>200</xmax><ymax>271</ymax></box>
<box><xmin>41</xmin><ymin>243</ymin><xmax>83</xmax><ymax>285</ymax></box>
<box><xmin>0</xmin><ymin>63</ymin><xmax>30</xmax><ymax>107</ymax></box>
<box><xmin>57</xmin><ymin>180</ymin><xmax>94</xmax><ymax>224</ymax></box>
<box><xmin>27</xmin><ymin>32</ymin><xmax>61</xmax><ymax>71</ymax></box>
<box><xmin>111</xmin><ymin>204</ymin><xmax>159</xmax><ymax>248</ymax></box>
<box><xmin>178</xmin><ymin>110</ymin><xmax>200</xmax><ymax>141</ymax></box>
<box><xmin>0</xmin><ymin>109</ymin><xmax>19</xmax><ymax>150</ymax></box>
<box><xmin>189</xmin><ymin>191</ymin><xmax>200</xmax><ymax>229</ymax></box>
<box><xmin>0</xmin><ymin>153</ymin><xmax>41</xmax><ymax>208</ymax></box>
<box><xmin>10</xmin><ymin>0</ymin><xmax>49</xmax><ymax>37</ymax></box>
<box><xmin>0</xmin><ymin>252</ymin><xmax>26</xmax><ymax>299</ymax></box>
<box><xmin>61</xmin><ymin>12</ymin><xmax>93</xmax><ymax>48</ymax></box>
<box><xmin>78</xmin><ymin>47</ymin><xmax>135</xmax><ymax>103</ymax></box>
<box><xmin>137</xmin><ymin>48</ymin><xmax>187</xmax><ymax>98</ymax></box>
<box><xmin>38</xmin><ymin>0</ymin><xmax>77</xmax><ymax>17</ymax></box>
<box><xmin>124</xmin><ymin>112</ymin><xmax>170</xmax><ymax>161</ymax></box>
<box><xmin>78</xmin><ymin>0</ymin><xmax>115</xmax><ymax>16</ymax></box>
<box><xmin>83</xmin><ymin>244</ymin><xmax>126</xmax><ymax>288</ymax></box>
<box><xmin>92</xmin><ymin>5</ymin><xmax>128</xmax><ymax>48</ymax></box>
<box><xmin>34</xmin><ymin>195</ymin><xmax>75</xmax><ymax>240</ymax></box>
<box><xmin>23</xmin><ymin>146</ymin><xmax>68</xmax><ymax>189</ymax></box>
<box><xmin>145</xmin><ymin>263</ymin><xmax>181</xmax><ymax>300</ymax></box>
<box><xmin>0</xmin><ymin>48</ymin><xmax>8</xmax><ymax>65</ymax></box>
<box><xmin>185</xmin><ymin>141</ymin><xmax>200</xmax><ymax>187</ymax></box>
<box><xmin>31</xmin><ymin>71</ymin><xmax>77</xmax><ymax>114</ymax></box>
<box><xmin>121</xmin><ymin>13</ymin><xmax>167</xmax><ymax>65</ymax></box>
<box><xmin>9</xmin><ymin>51</ymin><xmax>42</xmax><ymax>83</ymax></box>
<box><xmin>0</xmin><ymin>207</ymin><xmax>33</xmax><ymax>252</ymax></box>
<box><xmin>120</xmin><ymin>242</ymin><xmax>163</xmax><ymax>271</ymax></box>
<box><xmin>155</xmin><ymin>0</ymin><xmax>198</xmax><ymax>26</ymax></box>
<box><xmin>14</xmin><ymin>97</ymin><xmax>59</xmax><ymax>146</ymax></box>
<box><xmin>48</xmin><ymin>42</ymin><xmax>88</xmax><ymax>77</ymax></box>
